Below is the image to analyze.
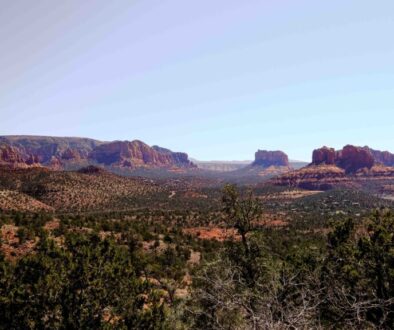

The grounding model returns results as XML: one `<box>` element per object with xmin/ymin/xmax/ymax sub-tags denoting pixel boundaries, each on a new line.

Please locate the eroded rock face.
<box><xmin>368</xmin><ymin>148</ymin><xmax>394</xmax><ymax>166</ymax></box>
<box><xmin>253</xmin><ymin>150</ymin><xmax>289</xmax><ymax>167</ymax></box>
<box><xmin>0</xmin><ymin>136</ymin><xmax>195</xmax><ymax>170</ymax></box>
<box><xmin>88</xmin><ymin>140</ymin><xmax>195</xmax><ymax>168</ymax></box>
<box><xmin>311</xmin><ymin>145</ymin><xmax>375</xmax><ymax>173</ymax></box>
<box><xmin>271</xmin><ymin>161</ymin><xmax>394</xmax><ymax>191</ymax></box>
<box><xmin>337</xmin><ymin>145</ymin><xmax>374</xmax><ymax>173</ymax></box>
<box><xmin>0</xmin><ymin>145</ymin><xmax>40</xmax><ymax>168</ymax></box>
<box><xmin>312</xmin><ymin>146</ymin><xmax>336</xmax><ymax>165</ymax></box>
<box><xmin>61</xmin><ymin>148</ymin><xmax>81</xmax><ymax>161</ymax></box>
<box><xmin>270</xmin><ymin>164</ymin><xmax>348</xmax><ymax>190</ymax></box>
<box><xmin>48</xmin><ymin>156</ymin><xmax>63</xmax><ymax>170</ymax></box>
<box><xmin>25</xmin><ymin>154</ymin><xmax>40</xmax><ymax>165</ymax></box>
<box><xmin>0</xmin><ymin>136</ymin><xmax>103</xmax><ymax>164</ymax></box>
<box><xmin>0</xmin><ymin>145</ymin><xmax>25</xmax><ymax>164</ymax></box>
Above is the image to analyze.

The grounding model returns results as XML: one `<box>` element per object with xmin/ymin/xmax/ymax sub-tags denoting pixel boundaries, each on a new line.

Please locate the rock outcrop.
<box><xmin>48</xmin><ymin>156</ymin><xmax>63</xmax><ymax>171</ymax></box>
<box><xmin>312</xmin><ymin>146</ymin><xmax>336</xmax><ymax>165</ymax></box>
<box><xmin>312</xmin><ymin>145</ymin><xmax>375</xmax><ymax>173</ymax></box>
<box><xmin>0</xmin><ymin>136</ymin><xmax>102</xmax><ymax>164</ymax></box>
<box><xmin>272</xmin><ymin>144</ymin><xmax>394</xmax><ymax>190</ymax></box>
<box><xmin>0</xmin><ymin>136</ymin><xmax>195</xmax><ymax>171</ymax></box>
<box><xmin>0</xmin><ymin>145</ymin><xmax>25</xmax><ymax>164</ymax></box>
<box><xmin>0</xmin><ymin>144</ymin><xmax>40</xmax><ymax>168</ymax></box>
<box><xmin>270</xmin><ymin>164</ymin><xmax>348</xmax><ymax>190</ymax></box>
<box><xmin>152</xmin><ymin>145</ymin><xmax>193</xmax><ymax>166</ymax></box>
<box><xmin>337</xmin><ymin>145</ymin><xmax>374</xmax><ymax>173</ymax></box>
<box><xmin>61</xmin><ymin>148</ymin><xmax>82</xmax><ymax>161</ymax></box>
<box><xmin>89</xmin><ymin>140</ymin><xmax>195</xmax><ymax>168</ymax></box>
<box><xmin>368</xmin><ymin>148</ymin><xmax>394</xmax><ymax>166</ymax></box>
<box><xmin>253</xmin><ymin>150</ymin><xmax>289</xmax><ymax>167</ymax></box>
<box><xmin>271</xmin><ymin>163</ymin><xmax>394</xmax><ymax>191</ymax></box>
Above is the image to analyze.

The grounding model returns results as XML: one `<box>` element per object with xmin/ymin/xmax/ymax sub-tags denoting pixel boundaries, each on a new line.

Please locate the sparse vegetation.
<box><xmin>1</xmin><ymin>167</ymin><xmax>394</xmax><ymax>329</ymax></box>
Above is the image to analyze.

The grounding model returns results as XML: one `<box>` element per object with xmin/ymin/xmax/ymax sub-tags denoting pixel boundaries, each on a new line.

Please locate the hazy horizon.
<box><xmin>1</xmin><ymin>1</ymin><xmax>393</xmax><ymax>161</ymax></box>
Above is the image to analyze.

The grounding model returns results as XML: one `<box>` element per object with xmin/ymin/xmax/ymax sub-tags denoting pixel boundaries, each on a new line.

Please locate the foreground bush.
<box><xmin>186</xmin><ymin>185</ymin><xmax>394</xmax><ymax>329</ymax></box>
<box><xmin>0</xmin><ymin>233</ymin><xmax>167</xmax><ymax>329</ymax></box>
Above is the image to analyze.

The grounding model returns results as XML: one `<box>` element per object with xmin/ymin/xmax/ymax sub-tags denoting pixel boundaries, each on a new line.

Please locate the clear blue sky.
<box><xmin>1</xmin><ymin>0</ymin><xmax>393</xmax><ymax>161</ymax></box>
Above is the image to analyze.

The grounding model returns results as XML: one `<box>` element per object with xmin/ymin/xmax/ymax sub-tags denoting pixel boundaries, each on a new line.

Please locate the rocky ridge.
<box><xmin>0</xmin><ymin>136</ymin><xmax>195</xmax><ymax>170</ymax></box>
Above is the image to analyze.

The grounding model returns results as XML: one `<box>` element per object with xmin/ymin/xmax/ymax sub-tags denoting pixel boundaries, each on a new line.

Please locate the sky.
<box><xmin>1</xmin><ymin>0</ymin><xmax>394</xmax><ymax>161</ymax></box>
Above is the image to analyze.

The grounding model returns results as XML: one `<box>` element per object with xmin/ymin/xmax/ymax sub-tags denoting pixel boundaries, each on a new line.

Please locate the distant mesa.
<box><xmin>0</xmin><ymin>135</ymin><xmax>102</xmax><ymax>164</ymax></box>
<box><xmin>209</xmin><ymin>149</ymin><xmax>293</xmax><ymax>183</ymax></box>
<box><xmin>0</xmin><ymin>136</ymin><xmax>195</xmax><ymax>171</ymax></box>
<box><xmin>253</xmin><ymin>150</ymin><xmax>289</xmax><ymax>167</ymax></box>
<box><xmin>88</xmin><ymin>140</ymin><xmax>195</xmax><ymax>168</ymax></box>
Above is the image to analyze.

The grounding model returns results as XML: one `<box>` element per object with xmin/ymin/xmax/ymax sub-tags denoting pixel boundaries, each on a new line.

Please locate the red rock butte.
<box><xmin>253</xmin><ymin>150</ymin><xmax>289</xmax><ymax>167</ymax></box>
<box><xmin>312</xmin><ymin>145</ymin><xmax>394</xmax><ymax>173</ymax></box>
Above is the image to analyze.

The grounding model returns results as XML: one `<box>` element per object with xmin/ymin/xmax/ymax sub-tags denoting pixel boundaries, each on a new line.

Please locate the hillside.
<box><xmin>0</xmin><ymin>166</ymin><xmax>220</xmax><ymax>213</ymax></box>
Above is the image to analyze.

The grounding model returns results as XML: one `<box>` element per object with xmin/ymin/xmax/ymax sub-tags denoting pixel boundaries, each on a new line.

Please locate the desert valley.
<box><xmin>2</xmin><ymin>1</ymin><xmax>394</xmax><ymax>328</ymax></box>
<box><xmin>1</xmin><ymin>135</ymin><xmax>394</xmax><ymax>328</ymax></box>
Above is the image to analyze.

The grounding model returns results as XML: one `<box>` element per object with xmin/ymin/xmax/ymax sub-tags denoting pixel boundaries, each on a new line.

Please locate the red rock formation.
<box><xmin>270</xmin><ymin>165</ymin><xmax>348</xmax><ymax>190</ymax></box>
<box><xmin>25</xmin><ymin>154</ymin><xmax>40</xmax><ymax>165</ymax></box>
<box><xmin>312</xmin><ymin>146</ymin><xmax>336</xmax><ymax>165</ymax></box>
<box><xmin>0</xmin><ymin>145</ymin><xmax>40</xmax><ymax>168</ymax></box>
<box><xmin>337</xmin><ymin>145</ymin><xmax>374</xmax><ymax>173</ymax></box>
<box><xmin>272</xmin><ymin>162</ymin><xmax>394</xmax><ymax>191</ymax></box>
<box><xmin>273</xmin><ymin>145</ymin><xmax>394</xmax><ymax>190</ymax></box>
<box><xmin>61</xmin><ymin>148</ymin><xmax>81</xmax><ymax>161</ymax></box>
<box><xmin>0</xmin><ymin>145</ymin><xmax>25</xmax><ymax>164</ymax></box>
<box><xmin>253</xmin><ymin>150</ymin><xmax>289</xmax><ymax>167</ymax></box>
<box><xmin>0</xmin><ymin>136</ymin><xmax>195</xmax><ymax>171</ymax></box>
<box><xmin>88</xmin><ymin>140</ymin><xmax>195</xmax><ymax>168</ymax></box>
<box><xmin>48</xmin><ymin>156</ymin><xmax>63</xmax><ymax>170</ymax></box>
<box><xmin>311</xmin><ymin>145</ymin><xmax>375</xmax><ymax>173</ymax></box>
<box><xmin>368</xmin><ymin>148</ymin><xmax>394</xmax><ymax>166</ymax></box>
<box><xmin>0</xmin><ymin>136</ymin><xmax>102</xmax><ymax>164</ymax></box>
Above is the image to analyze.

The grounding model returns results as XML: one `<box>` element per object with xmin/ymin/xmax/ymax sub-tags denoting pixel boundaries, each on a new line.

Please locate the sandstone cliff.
<box><xmin>368</xmin><ymin>148</ymin><xmax>394</xmax><ymax>166</ymax></box>
<box><xmin>0</xmin><ymin>144</ymin><xmax>40</xmax><ymax>168</ymax></box>
<box><xmin>253</xmin><ymin>150</ymin><xmax>289</xmax><ymax>167</ymax></box>
<box><xmin>0</xmin><ymin>136</ymin><xmax>102</xmax><ymax>164</ymax></box>
<box><xmin>0</xmin><ymin>136</ymin><xmax>195</xmax><ymax>170</ymax></box>
<box><xmin>312</xmin><ymin>145</ymin><xmax>375</xmax><ymax>173</ymax></box>
<box><xmin>89</xmin><ymin>140</ymin><xmax>195</xmax><ymax>168</ymax></box>
<box><xmin>312</xmin><ymin>146</ymin><xmax>336</xmax><ymax>165</ymax></box>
